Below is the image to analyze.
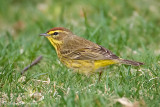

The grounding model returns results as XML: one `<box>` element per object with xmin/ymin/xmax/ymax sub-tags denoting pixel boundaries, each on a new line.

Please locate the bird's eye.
<box><xmin>53</xmin><ymin>32</ymin><xmax>58</xmax><ymax>35</ymax></box>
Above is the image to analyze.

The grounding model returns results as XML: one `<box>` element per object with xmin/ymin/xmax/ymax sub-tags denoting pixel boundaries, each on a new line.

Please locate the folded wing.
<box><xmin>60</xmin><ymin>45</ymin><xmax>119</xmax><ymax>60</ymax></box>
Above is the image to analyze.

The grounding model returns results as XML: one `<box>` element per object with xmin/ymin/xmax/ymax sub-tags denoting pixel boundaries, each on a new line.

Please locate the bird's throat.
<box><xmin>47</xmin><ymin>37</ymin><xmax>62</xmax><ymax>54</ymax></box>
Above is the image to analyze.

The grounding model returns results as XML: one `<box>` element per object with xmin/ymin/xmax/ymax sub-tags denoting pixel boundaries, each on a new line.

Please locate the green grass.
<box><xmin>0</xmin><ymin>0</ymin><xmax>160</xmax><ymax>106</ymax></box>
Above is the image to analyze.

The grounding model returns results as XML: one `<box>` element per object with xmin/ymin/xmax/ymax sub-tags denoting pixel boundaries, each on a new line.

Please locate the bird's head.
<box><xmin>40</xmin><ymin>27</ymin><xmax>73</xmax><ymax>47</ymax></box>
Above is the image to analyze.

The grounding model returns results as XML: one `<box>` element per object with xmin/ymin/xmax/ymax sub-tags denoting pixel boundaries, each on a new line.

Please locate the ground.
<box><xmin>0</xmin><ymin>0</ymin><xmax>159</xmax><ymax>106</ymax></box>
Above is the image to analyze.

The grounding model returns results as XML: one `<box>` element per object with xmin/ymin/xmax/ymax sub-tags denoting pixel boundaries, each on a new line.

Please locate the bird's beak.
<box><xmin>39</xmin><ymin>33</ymin><xmax>49</xmax><ymax>36</ymax></box>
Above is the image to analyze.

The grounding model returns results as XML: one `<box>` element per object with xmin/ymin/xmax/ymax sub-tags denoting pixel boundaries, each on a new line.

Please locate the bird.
<box><xmin>40</xmin><ymin>27</ymin><xmax>144</xmax><ymax>80</ymax></box>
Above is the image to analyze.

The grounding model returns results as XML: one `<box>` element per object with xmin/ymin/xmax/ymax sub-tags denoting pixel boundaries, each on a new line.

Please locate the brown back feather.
<box><xmin>59</xmin><ymin>35</ymin><xmax>119</xmax><ymax>60</ymax></box>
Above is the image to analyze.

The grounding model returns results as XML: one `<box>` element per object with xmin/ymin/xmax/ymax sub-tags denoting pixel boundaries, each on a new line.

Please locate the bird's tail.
<box><xmin>119</xmin><ymin>59</ymin><xmax>144</xmax><ymax>66</ymax></box>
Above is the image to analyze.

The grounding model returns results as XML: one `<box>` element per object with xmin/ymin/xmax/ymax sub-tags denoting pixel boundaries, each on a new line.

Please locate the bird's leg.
<box><xmin>98</xmin><ymin>71</ymin><xmax>103</xmax><ymax>81</ymax></box>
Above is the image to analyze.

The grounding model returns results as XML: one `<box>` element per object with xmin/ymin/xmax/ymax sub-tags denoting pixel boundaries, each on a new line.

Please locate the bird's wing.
<box><xmin>60</xmin><ymin>35</ymin><xmax>119</xmax><ymax>60</ymax></box>
<box><xmin>60</xmin><ymin>45</ymin><xmax>119</xmax><ymax>60</ymax></box>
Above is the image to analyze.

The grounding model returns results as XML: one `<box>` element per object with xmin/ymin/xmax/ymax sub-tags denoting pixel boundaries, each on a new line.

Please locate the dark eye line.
<box><xmin>53</xmin><ymin>32</ymin><xmax>58</xmax><ymax>35</ymax></box>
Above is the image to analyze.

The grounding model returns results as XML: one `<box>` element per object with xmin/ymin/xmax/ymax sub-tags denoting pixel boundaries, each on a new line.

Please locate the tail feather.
<box><xmin>119</xmin><ymin>59</ymin><xmax>144</xmax><ymax>66</ymax></box>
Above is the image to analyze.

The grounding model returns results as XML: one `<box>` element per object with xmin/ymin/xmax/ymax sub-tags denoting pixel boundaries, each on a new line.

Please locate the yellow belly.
<box><xmin>61</xmin><ymin>59</ymin><xmax>119</xmax><ymax>75</ymax></box>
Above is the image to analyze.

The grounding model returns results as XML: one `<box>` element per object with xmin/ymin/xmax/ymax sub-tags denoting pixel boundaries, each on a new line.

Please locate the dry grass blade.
<box><xmin>21</xmin><ymin>55</ymin><xmax>43</xmax><ymax>75</ymax></box>
<box><xmin>115</xmin><ymin>97</ymin><xmax>146</xmax><ymax>107</ymax></box>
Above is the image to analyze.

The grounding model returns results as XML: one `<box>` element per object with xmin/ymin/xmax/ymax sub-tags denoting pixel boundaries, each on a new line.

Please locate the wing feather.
<box><xmin>60</xmin><ymin>46</ymin><xmax>119</xmax><ymax>60</ymax></box>
<box><xmin>60</xmin><ymin>35</ymin><xmax>119</xmax><ymax>60</ymax></box>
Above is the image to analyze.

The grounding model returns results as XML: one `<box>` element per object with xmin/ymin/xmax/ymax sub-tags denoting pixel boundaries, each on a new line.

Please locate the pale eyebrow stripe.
<box><xmin>47</xmin><ymin>30</ymin><xmax>69</xmax><ymax>34</ymax></box>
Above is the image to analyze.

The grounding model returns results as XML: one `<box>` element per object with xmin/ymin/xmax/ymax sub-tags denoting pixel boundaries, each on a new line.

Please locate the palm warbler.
<box><xmin>40</xmin><ymin>27</ymin><xmax>144</xmax><ymax>77</ymax></box>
